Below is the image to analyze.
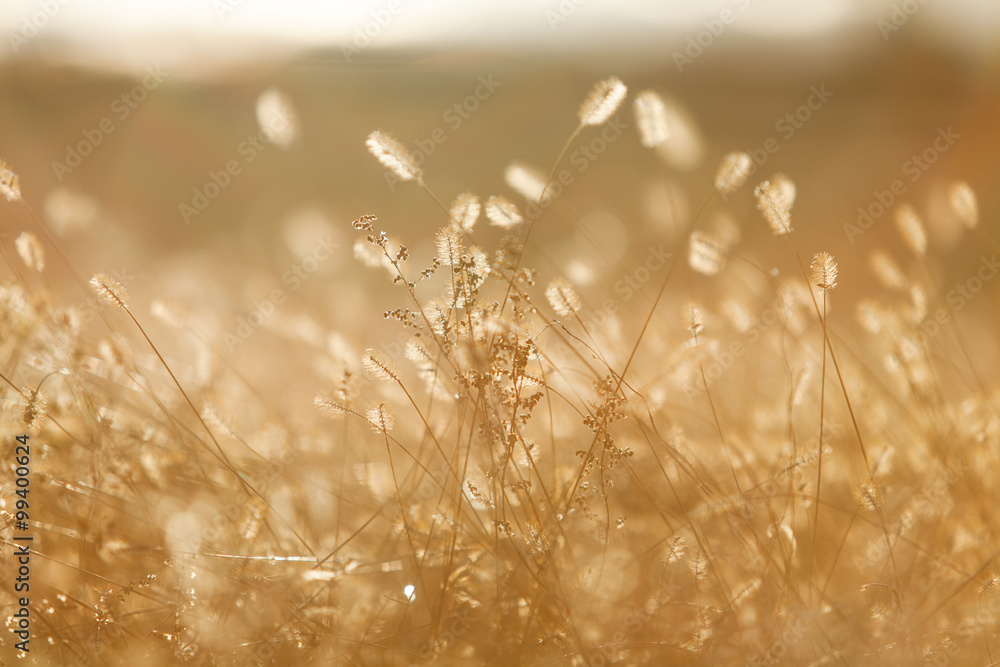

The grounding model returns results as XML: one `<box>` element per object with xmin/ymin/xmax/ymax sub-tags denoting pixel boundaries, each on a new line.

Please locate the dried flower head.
<box><xmin>366</xmin><ymin>402</ymin><xmax>395</xmax><ymax>433</ymax></box>
<box><xmin>0</xmin><ymin>159</ymin><xmax>22</xmax><ymax>201</ymax></box>
<box><xmin>365</xmin><ymin>130</ymin><xmax>422</xmax><ymax>182</ymax></box>
<box><xmin>714</xmin><ymin>152</ymin><xmax>752</xmax><ymax>195</ymax></box>
<box><xmin>579</xmin><ymin>77</ymin><xmax>628</xmax><ymax>127</ymax></box>
<box><xmin>90</xmin><ymin>273</ymin><xmax>129</xmax><ymax>309</ymax></box>
<box><xmin>949</xmin><ymin>181</ymin><xmax>978</xmax><ymax>229</ymax></box>
<box><xmin>449</xmin><ymin>193</ymin><xmax>480</xmax><ymax>232</ymax></box>
<box><xmin>361</xmin><ymin>349</ymin><xmax>398</xmax><ymax>382</ymax></box>
<box><xmin>436</xmin><ymin>226</ymin><xmax>462</xmax><ymax>266</ymax></box>
<box><xmin>754</xmin><ymin>180</ymin><xmax>793</xmax><ymax>234</ymax></box>
<box><xmin>505</xmin><ymin>162</ymin><xmax>550</xmax><ymax>204</ymax></box>
<box><xmin>895</xmin><ymin>204</ymin><xmax>927</xmax><ymax>256</ymax></box>
<box><xmin>485</xmin><ymin>195</ymin><xmax>523</xmax><ymax>228</ymax></box>
<box><xmin>811</xmin><ymin>252</ymin><xmax>838</xmax><ymax>290</ymax></box>
<box><xmin>545</xmin><ymin>278</ymin><xmax>581</xmax><ymax>317</ymax></box>
<box><xmin>15</xmin><ymin>232</ymin><xmax>44</xmax><ymax>272</ymax></box>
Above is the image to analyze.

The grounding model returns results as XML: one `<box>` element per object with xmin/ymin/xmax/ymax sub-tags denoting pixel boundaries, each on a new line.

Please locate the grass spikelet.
<box><xmin>687</xmin><ymin>302</ymin><xmax>704</xmax><ymax>337</ymax></box>
<box><xmin>811</xmin><ymin>252</ymin><xmax>838</xmax><ymax>290</ymax></box>
<box><xmin>633</xmin><ymin>90</ymin><xmax>669</xmax><ymax>148</ymax></box>
<box><xmin>365</xmin><ymin>130</ymin><xmax>422</xmax><ymax>181</ymax></box>
<box><xmin>361</xmin><ymin>349</ymin><xmax>399</xmax><ymax>382</ymax></box>
<box><xmin>688</xmin><ymin>231</ymin><xmax>726</xmax><ymax>275</ymax></box>
<box><xmin>0</xmin><ymin>159</ymin><xmax>22</xmax><ymax>201</ymax></box>
<box><xmin>894</xmin><ymin>204</ymin><xmax>927</xmax><ymax>256</ymax></box>
<box><xmin>18</xmin><ymin>387</ymin><xmax>46</xmax><ymax>434</ymax></box>
<box><xmin>948</xmin><ymin>181</ymin><xmax>977</xmax><ymax>229</ymax></box>
<box><xmin>485</xmin><ymin>195</ymin><xmax>523</xmax><ymax>228</ymax></box>
<box><xmin>366</xmin><ymin>402</ymin><xmax>395</xmax><ymax>433</ymax></box>
<box><xmin>545</xmin><ymin>278</ymin><xmax>581</xmax><ymax>317</ymax></box>
<box><xmin>449</xmin><ymin>192</ymin><xmax>480</xmax><ymax>232</ymax></box>
<box><xmin>314</xmin><ymin>393</ymin><xmax>351</xmax><ymax>420</ymax></box>
<box><xmin>504</xmin><ymin>162</ymin><xmax>550</xmax><ymax>204</ymax></box>
<box><xmin>714</xmin><ymin>151</ymin><xmax>752</xmax><ymax>195</ymax></box>
<box><xmin>754</xmin><ymin>180</ymin><xmax>793</xmax><ymax>234</ymax></box>
<box><xmin>578</xmin><ymin>76</ymin><xmax>627</xmax><ymax>127</ymax></box>
<box><xmin>436</xmin><ymin>226</ymin><xmax>462</xmax><ymax>266</ymax></box>
<box><xmin>89</xmin><ymin>273</ymin><xmax>130</xmax><ymax>309</ymax></box>
<box><xmin>15</xmin><ymin>232</ymin><xmax>44</xmax><ymax>272</ymax></box>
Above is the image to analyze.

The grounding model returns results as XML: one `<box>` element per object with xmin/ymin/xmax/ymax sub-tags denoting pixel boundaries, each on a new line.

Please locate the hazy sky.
<box><xmin>3</xmin><ymin>0</ymin><xmax>998</xmax><ymax>74</ymax></box>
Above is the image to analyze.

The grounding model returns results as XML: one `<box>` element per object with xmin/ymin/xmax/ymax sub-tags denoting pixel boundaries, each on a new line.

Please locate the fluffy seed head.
<box><xmin>150</xmin><ymin>299</ymin><xmax>189</xmax><ymax>328</ymax></box>
<box><xmin>633</xmin><ymin>91</ymin><xmax>669</xmax><ymax>148</ymax></box>
<box><xmin>361</xmin><ymin>349</ymin><xmax>398</xmax><ymax>382</ymax></box>
<box><xmin>894</xmin><ymin>204</ymin><xmax>927</xmax><ymax>256</ymax></box>
<box><xmin>485</xmin><ymin>195</ymin><xmax>523</xmax><ymax>228</ymax></box>
<box><xmin>948</xmin><ymin>181</ymin><xmax>978</xmax><ymax>229</ymax></box>
<box><xmin>505</xmin><ymin>162</ymin><xmax>550</xmax><ymax>204</ymax></box>
<box><xmin>579</xmin><ymin>77</ymin><xmax>628</xmax><ymax>127</ymax></box>
<box><xmin>545</xmin><ymin>278</ymin><xmax>581</xmax><ymax>317</ymax></box>
<box><xmin>365</xmin><ymin>130</ymin><xmax>422</xmax><ymax>182</ymax></box>
<box><xmin>754</xmin><ymin>180</ymin><xmax>793</xmax><ymax>234</ymax></box>
<box><xmin>714</xmin><ymin>152</ymin><xmax>752</xmax><ymax>195</ymax></box>
<box><xmin>0</xmin><ymin>159</ymin><xmax>21</xmax><ymax>201</ymax></box>
<box><xmin>90</xmin><ymin>273</ymin><xmax>129</xmax><ymax>309</ymax></box>
<box><xmin>366</xmin><ymin>402</ymin><xmax>395</xmax><ymax>433</ymax></box>
<box><xmin>436</xmin><ymin>226</ymin><xmax>462</xmax><ymax>266</ymax></box>
<box><xmin>811</xmin><ymin>252</ymin><xmax>838</xmax><ymax>290</ymax></box>
<box><xmin>15</xmin><ymin>232</ymin><xmax>44</xmax><ymax>272</ymax></box>
<box><xmin>449</xmin><ymin>193</ymin><xmax>480</xmax><ymax>232</ymax></box>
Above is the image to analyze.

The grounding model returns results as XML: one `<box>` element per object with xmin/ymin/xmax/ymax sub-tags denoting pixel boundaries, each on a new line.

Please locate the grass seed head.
<box><xmin>365</xmin><ymin>130</ymin><xmax>422</xmax><ymax>181</ymax></box>
<box><xmin>714</xmin><ymin>152</ymin><xmax>752</xmax><ymax>195</ymax></box>
<box><xmin>485</xmin><ymin>195</ymin><xmax>523</xmax><ymax>228</ymax></box>
<box><xmin>449</xmin><ymin>193</ymin><xmax>480</xmax><ymax>232</ymax></box>
<box><xmin>754</xmin><ymin>180</ymin><xmax>793</xmax><ymax>234</ymax></box>
<box><xmin>0</xmin><ymin>159</ymin><xmax>22</xmax><ymax>201</ymax></box>
<box><xmin>15</xmin><ymin>232</ymin><xmax>44</xmax><ymax>272</ymax></box>
<box><xmin>948</xmin><ymin>181</ymin><xmax>978</xmax><ymax>229</ymax></box>
<box><xmin>362</xmin><ymin>349</ymin><xmax>398</xmax><ymax>382</ymax></box>
<box><xmin>633</xmin><ymin>90</ymin><xmax>670</xmax><ymax>148</ymax></box>
<box><xmin>545</xmin><ymin>278</ymin><xmax>581</xmax><ymax>317</ymax></box>
<box><xmin>811</xmin><ymin>252</ymin><xmax>838</xmax><ymax>290</ymax></box>
<box><xmin>90</xmin><ymin>273</ymin><xmax>130</xmax><ymax>309</ymax></box>
<box><xmin>895</xmin><ymin>204</ymin><xmax>927</xmax><ymax>256</ymax></box>
<box><xmin>579</xmin><ymin>76</ymin><xmax>627</xmax><ymax>127</ymax></box>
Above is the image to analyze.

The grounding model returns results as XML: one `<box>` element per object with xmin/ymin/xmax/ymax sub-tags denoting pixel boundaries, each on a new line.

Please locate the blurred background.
<box><xmin>1</xmin><ymin>0</ymin><xmax>998</xmax><ymax>395</ymax></box>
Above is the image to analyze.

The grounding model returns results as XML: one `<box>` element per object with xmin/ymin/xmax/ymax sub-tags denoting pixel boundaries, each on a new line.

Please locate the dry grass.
<box><xmin>1</xmin><ymin>71</ymin><xmax>999</xmax><ymax>667</ymax></box>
